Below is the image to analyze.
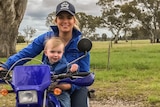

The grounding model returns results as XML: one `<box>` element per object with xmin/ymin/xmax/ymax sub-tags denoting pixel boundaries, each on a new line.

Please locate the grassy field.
<box><xmin>1</xmin><ymin>40</ymin><xmax>160</xmax><ymax>106</ymax></box>
<box><xmin>90</xmin><ymin>40</ymin><xmax>160</xmax><ymax>106</ymax></box>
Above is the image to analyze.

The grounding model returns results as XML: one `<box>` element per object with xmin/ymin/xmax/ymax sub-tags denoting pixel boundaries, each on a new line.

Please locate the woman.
<box><xmin>0</xmin><ymin>1</ymin><xmax>90</xmax><ymax>107</ymax></box>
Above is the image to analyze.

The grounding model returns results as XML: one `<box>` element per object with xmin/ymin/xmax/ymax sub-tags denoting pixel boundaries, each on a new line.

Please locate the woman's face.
<box><xmin>56</xmin><ymin>12</ymin><xmax>75</xmax><ymax>33</ymax></box>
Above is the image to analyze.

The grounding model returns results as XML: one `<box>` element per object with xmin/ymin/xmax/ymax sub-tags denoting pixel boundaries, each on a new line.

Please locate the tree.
<box><xmin>76</xmin><ymin>12</ymin><xmax>101</xmax><ymax>37</ymax></box>
<box><xmin>135</xmin><ymin>0</ymin><xmax>160</xmax><ymax>43</ymax></box>
<box><xmin>97</xmin><ymin>0</ymin><xmax>160</xmax><ymax>43</ymax></box>
<box><xmin>119</xmin><ymin>0</ymin><xmax>160</xmax><ymax>43</ymax></box>
<box><xmin>17</xmin><ymin>32</ymin><xmax>25</xmax><ymax>43</ymax></box>
<box><xmin>102</xmin><ymin>33</ymin><xmax>107</xmax><ymax>41</ymax></box>
<box><xmin>97</xmin><ymin>0</ymin><xmax>134</xmax><ymax>43</ymax></box>
<box><xmin>23</xmin><ymin>26</ymin><xmax>36</xmax><ymax>44</ymax></box>
<box><xmin>46</xmin><ymin>12</ymin><xmax>56</xmax><ymax>28</ymax></box>
<box><xmin>0</xmin><ymin>0</ymin><xmax>28</xmax><ymax>57</ymax></box>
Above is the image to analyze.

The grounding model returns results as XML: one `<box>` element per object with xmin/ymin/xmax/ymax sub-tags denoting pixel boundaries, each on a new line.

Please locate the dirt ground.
<box><xmin>89</xmin><ymin>99</ymin><xmax>144</xmax><ymax>107</ymax></box>
<box><xmin>0</xmin><ymin>94</ymin><xmax>145</xmax><ymax>107</ymax></box>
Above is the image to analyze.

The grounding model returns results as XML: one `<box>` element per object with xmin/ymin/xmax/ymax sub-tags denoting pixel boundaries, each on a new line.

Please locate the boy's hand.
<box><xmin>70</xmin><ymin>64</ymin><xmax>78</xmax><ymax>72</ymax></box>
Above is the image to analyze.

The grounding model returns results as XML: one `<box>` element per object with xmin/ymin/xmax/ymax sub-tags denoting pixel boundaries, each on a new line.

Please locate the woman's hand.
<box><xmin>0</xmin><ymin>67</ymin><xmax>5</xmax><ymax>71</ymax></box>
<box><xmin>56</xmin><ymin>83</ymin><xmax>71</xmax><ymax>90</ymax></box>
<box><xmin>49</xmin><ymin>82</ymin><xmax>72</xmax><ymax>91</ymax></box>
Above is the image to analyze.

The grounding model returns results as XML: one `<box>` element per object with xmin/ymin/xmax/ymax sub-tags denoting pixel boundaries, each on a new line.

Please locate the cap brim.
<box><xmin>56</xmin><ymin>10</ymin><xmax>75</xmax><ymax>16</ymax></box>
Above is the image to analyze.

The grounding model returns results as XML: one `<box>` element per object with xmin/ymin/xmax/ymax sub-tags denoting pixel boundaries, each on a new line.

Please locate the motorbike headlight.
<box><xmin>18</xmin><ymin>90</ymin><xmax>38</xmax><ymax>104</ymax></box>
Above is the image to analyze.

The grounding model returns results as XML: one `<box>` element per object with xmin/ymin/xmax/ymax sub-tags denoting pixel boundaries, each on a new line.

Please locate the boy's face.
<box><xmin>45</xmin><ymin>44</ymin><xmax>64</xmax><ymax>64</ymax></box>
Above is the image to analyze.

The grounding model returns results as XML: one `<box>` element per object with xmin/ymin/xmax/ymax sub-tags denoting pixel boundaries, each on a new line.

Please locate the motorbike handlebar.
<box><xmin>0</xmin><ymin>69</ymin><xmax>91</xmax><ymax>81</ymax></box>
<box><xmin>51</xmin><ymin>72</ymin><xmax>91</xmax><ymax>80</ymax></box>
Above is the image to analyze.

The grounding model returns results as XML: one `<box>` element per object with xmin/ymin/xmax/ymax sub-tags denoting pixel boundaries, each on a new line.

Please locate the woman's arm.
<box><xmin>2</xmin><ymin>31</ymin><xmax>53</xmax><ymax>69</ymax></box>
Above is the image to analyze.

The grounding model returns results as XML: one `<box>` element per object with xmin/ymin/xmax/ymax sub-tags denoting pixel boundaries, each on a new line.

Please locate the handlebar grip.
<box><xmin>0</xmin><ymin>70</ymin><xmax>8</xmax><ymax>78</ymax></box>
<box><xmin>52</xmin><ymin>74</ymin><xmax>71</xmax><ymax>80</ymax></box>
<box><xmin>72</xmin><ymin>72</ymin><xmax>90</xmax><ymax>77</ymax></box>
<box><xmin>0</xmin><ymin>70</ymin><xmax>11</xmax><ymax>81</ymax></box>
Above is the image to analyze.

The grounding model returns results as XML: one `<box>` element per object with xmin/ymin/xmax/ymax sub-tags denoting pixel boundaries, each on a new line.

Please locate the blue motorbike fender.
<box><xmin>48</xmin><ymin>93</ymin><xmax>61</xmax><ymax>107</ymax></box>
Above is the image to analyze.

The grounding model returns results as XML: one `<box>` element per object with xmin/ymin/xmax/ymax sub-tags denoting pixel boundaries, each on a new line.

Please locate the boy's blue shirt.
<box><xmin>2</xmin><ymin>26</ymin><xmax>90</xmax><ymax>93</ymax></box>
<box><xmin>43</xmin><ymin>55</ymin><xmax>68</xmax><ymax>74</ymax></box>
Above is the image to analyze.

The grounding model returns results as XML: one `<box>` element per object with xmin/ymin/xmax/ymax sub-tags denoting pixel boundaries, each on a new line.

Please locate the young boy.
<box><xmin>43</xmin><ymin>37</ymin><xmax>78</xmax><ymax>107</ymax></box>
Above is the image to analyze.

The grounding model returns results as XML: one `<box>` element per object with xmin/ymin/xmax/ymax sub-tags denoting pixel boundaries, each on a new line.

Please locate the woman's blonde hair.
<box><xmin>53</xmin><ymin>16</ymin><xmax>80</xmax><ymax>31</ymax></box>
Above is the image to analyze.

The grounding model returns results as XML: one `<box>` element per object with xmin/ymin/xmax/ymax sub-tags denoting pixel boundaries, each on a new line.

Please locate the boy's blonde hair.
<box><xmin>44</xmin><ymin>37</ymin><xmax>65</xmax><ymax>50</ymax></box>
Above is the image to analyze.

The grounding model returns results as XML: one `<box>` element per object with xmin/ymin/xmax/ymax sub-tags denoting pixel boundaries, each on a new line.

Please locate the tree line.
<box><xmin>45</xmin><ymin>0</ymin><xmax>160</xmax><ymax>43</ymax></box>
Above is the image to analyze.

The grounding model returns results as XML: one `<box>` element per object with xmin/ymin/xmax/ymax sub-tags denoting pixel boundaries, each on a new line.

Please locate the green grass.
<box><xmin>90</xmin><ymin>40</ymin><xmax>160</xmax><ymax>106</ymax></box>
<box><xmin>1</xmin><ymin>40</ymin><xmax>160</xmax><ymax>106</ymax></box>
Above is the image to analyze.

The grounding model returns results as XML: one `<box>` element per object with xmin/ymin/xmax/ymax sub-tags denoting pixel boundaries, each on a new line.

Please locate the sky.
<box><xmin>19</xmin><ymin>0</ymin><xmax>111</xmax><ymax>37</ymax></box>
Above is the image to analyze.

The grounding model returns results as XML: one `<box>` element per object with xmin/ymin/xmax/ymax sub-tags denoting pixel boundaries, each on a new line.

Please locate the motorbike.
<box><xmin>0</xmin><ymin>38</ymin><xmax>95</xmax><ymax>107</ymax></box>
